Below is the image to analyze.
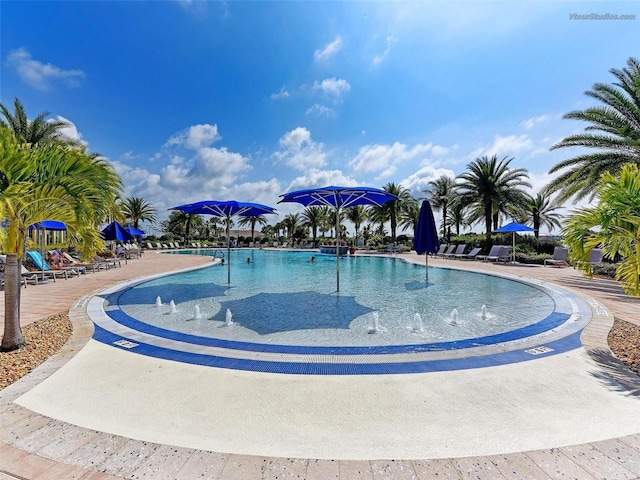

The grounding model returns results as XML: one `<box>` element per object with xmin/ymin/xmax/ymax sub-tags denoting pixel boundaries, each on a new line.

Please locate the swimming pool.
<box><xmin>90</xmin><ymin>250</ymin><xmax>591</xmax><ymax>374</ymax></box>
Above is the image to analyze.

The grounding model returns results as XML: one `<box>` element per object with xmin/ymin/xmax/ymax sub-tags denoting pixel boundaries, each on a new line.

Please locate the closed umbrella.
<box><xmin>170</xmin><ymin>200</ymin><xmax>277</xmax><ymax>284</ymax></box>
<box><xmin>279</xmin><ymin>186</ymin><xmax>397</xmax><ymax>291</ymax></box>
<box><xmin>493</xmin><ymin>222</ymin><xmax>535</xmax><ymax>264</ymax></box>
<box><xmin>101</xmin><ymin>221</ymin><xmax>135</xmax><ymax>243</ymax></box>
<box><xmin>413</xmin><ymin>200</ymin><xmax>440</xmax><ymax>281</ymax></box>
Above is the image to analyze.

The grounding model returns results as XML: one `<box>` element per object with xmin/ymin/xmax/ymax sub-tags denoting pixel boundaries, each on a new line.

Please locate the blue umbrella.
<box><xmin>124</xmin><ymin>226</ymin><xmax>145</xmax><ymax>243</ymax></box>
<box><xmin>170</xmin><ymin>200</ymin><xmax>277</xmax><ymax>284</ymax></box>
<box><xmin>101</xmin><ymin>221</ymin><xmax>135</xmax><ymax>243</ymax></box>
<box><xmin>279</xmin><ymin>186</ymin><xmax>397</xmax><ymax>291</ymax></box>
<box><xmin>493</xmin><ymin>222</ymin><xmax>535</xmax><ymax>264</ymax></box>
<box><xmin>29</xmin><ymin>220</ymin><xmax>67</xmax><ymax>231</ymax></box>
<box><xmin>413</xmin><ymin>200</ymin><xmax>440</xmax><ymax>281</ymax></box>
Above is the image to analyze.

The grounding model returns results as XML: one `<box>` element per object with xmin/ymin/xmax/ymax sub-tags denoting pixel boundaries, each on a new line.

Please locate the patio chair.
<box><xmin>457</xmin><ymin>247</ymin><xmax>482</xmax><ymax>260</ymax></box>
<box><xmin>433</xmin><ymin>244</ymin><xmax>448</xmax><ymax>257</ymax></box>
<box><xmin>444</xmin><ymin>244</ymin><xmax>466</xmax><ymax>259</ymax></box>
<box><xmin>477</xmin><ymin>245</ymin><xmax>505</xmax><ymax>262</ymax></box>
<box><xmin>26</xmin><ymin>251</ymin><xmax>69</xmax><ymax>281</ymax></box>
<box><xmin>486</xmin><ymin>246</ymin><xmax>511</xmax><ymax>263</ymax></box>
<box><xmin>544</xmin><ymin>247</ymin><xmax>569</xmax><ymax>267</ymax></box>
<box><xmin>437</xmin><ymin>245</ymin><xmax>455</xmax><ymax>258</ymax></box>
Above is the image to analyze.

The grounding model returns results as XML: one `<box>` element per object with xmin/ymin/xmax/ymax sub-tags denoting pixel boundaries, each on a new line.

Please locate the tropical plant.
<box><xmin>345</xmin><ymin>205</ymin><xmax>368</xmax><ymax>244</ymax></box>
<box><xmin>160</xmin><ymin>211</ymin><xmax>204</xmax><ymax>244</ymax></box>
<box><xmin>0</xmin><ymin>98</ymin><xmax>78</xmax><ymax>146</ymax></box>
<box><xmin>425</xmin><ymin>175</ymin><xmax>457</xmax><ymax>237</ymax></box>
<box><xmin>237</xmin><ymin>215</ymin><xmax>268</xmax><ymax>244</ymax></box>
<box><xmin>456</xmin><ymin>155</ymin><xmax>531</xmax><ymax>242</ymax></box>
<box><xmin>398</xmin><ymin>200</ymin><xmax>420</xmax><ymax>237</ymax></box>
<box><xmin>521</xmin><ymin>193</ymin><xmax>563</xmax><ymax>238</ymax></box>
<box><xmin>446</xmin><ymin>198</ymin><xmax>469</xmax><ymax>236</ymax></box>
<box><xmin>545</xmin><ymin>57</ymin><xmax>640</xmax><ymax>203</ymax></box>
<box><xmin>282</xmin><ymin>213</ymin><xmax>300</xmax><ymax>239</ymax></box>
<box><xmin>368</xmin><ymin>183</ymin><xmax>415</xmax><ymax>242</ymax></box>
<box><xmin>301</xmin><ymin>206</ymin><xmax>329</xmax><ymax>244</ymax></box>
<box><xmin>562</xmin><ymin>163</ymin><xmax>640</xmax><ymax>296</ymax></box>
<box><xmin>0</xmin><ymin>126</ymin><xmax>122</xmax><ymax>350</ymax></box>
<box><xmin>120</xmin><ymin>196</ymin><xmax>157</xmax><ymax>230</ymax></box>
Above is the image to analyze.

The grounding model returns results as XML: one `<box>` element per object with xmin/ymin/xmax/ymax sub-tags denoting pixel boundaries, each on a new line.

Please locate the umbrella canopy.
<box><xmin>279</xmin><ymin>186</ymin><xmax>397</xmax><ymax>291</ymax></box>
<box><xmin>413</xmin><ymin>200</ymin><xmax>440</xmax><ymax>281</ymax></box>
<box><xmin>101</xmin><ymin>221</ymin><xmax>135</xmax><ymax>243</ymax></box>
<box><xmin>29</xmin><ymin>220</ymin><xmax>67</xmax><ymax>230</ymax></box>
<box><xmin>124</xmin><ymin>226</ymin><xmax>145</xmax><ymax>243</ymax></box>
<box><xmin>493</xmin><ymin>222</ymin><xmax>535</xmax><ymax>264</ymax></box>
<box><xmin>170</xmin><ymin>200</ymin><xmax>277</xmax><ymax>284</ymax></box>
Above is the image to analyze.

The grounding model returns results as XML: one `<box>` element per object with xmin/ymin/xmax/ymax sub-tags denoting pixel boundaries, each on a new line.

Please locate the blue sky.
<box><xmin>1</xmin><ymin>1</ymin><xmax>638</xmax><ymax>234</ymax></box>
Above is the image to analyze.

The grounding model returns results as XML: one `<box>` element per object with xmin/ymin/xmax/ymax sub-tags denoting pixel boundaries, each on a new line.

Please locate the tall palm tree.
<box><xmin>521</xmin><ymin>193</ymin><xmax>563</xmax><ymax>238</ymax></box>
<box><xmin>237</xmin><ymin>215</ymin><xmax>268</xmax><ymax>245</ymax></box>
<box><xmin>398</xmin><ymin>201</ymin><xmax>420</xmax><ymax>238</ymax></box>
<box><xmin>0</xmin><ymin>98</ymin><xmax>78</xmax><ymax>146</ymax></box>
<box><xmin>301</xmin><ymin>205</ymin><xmax>329</xmax><ymax>245</ymax></box>
<box><xmin>545</xmin><ymin>57</ymin><xmax>640</xmax><ymax>203</ymax></box>
<box><xmin>369</xmin><ymin>182</ymin><xmax>415</xmax><ymax>242</ymax></box>
<box><xmin>456</xmin><ymin>155</ymin><xmax>531</xmax><ymax>242</ymax></box>
<box><xmin>1</xmin><ymin>127</ymin><xmax>122</xmax><ymax>350</ymax></box>
<box><xmin>345</xmin><ymin>205</ymin><xmax>368</xmax><ymax>244</ymax></box>
<box><xmin>446</xmin><ymin>199</ymin><xmax>468</xmax><ymax>236</ymax></box>
<box><xmin>425</xmin><ymin>175</ymin><xmax>457</xmax><ymax>237</ymax></box>
<box><xmin>120</xmin><ymin>196</ymin><xmax>157</xmax><ymax>230</ymax></box>
<box><xmin>282</xmin><ymin>213</ymin><xmax>300</xmax><ymax>240</ymax></box>
<box><xmin>562</xmin><ymin>163</ymin><xmax>640</xmax><ymax>296</ymax></box>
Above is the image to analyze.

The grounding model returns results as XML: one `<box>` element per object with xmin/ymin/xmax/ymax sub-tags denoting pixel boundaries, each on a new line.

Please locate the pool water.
<box><xmin>107</xmin><ymin>250</ymin><xmax>566</xmax><ymax>348</ymax></box>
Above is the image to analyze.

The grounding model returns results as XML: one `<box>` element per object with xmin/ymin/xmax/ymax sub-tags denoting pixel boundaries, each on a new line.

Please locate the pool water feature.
<box><xmin>91</xmin><ymin>249</ymin><xmax>591</xmax><ymax>374</ymax></box>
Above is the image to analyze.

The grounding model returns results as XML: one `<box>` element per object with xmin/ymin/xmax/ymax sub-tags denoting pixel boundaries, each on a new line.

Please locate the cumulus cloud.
<box><xmin>273</xmin><ymin>127</ymin><xmax>327</xmax><ymax>171</ymax></box>
<box><xmin>401</xmin><ymin>165</ymin><xmax>457</xmax><ymax>198</ymax></box>
<box><xmin>312</xmin><ymin>78</ymin><xmax>351</xmax><ymax>99</ymax></box>
<box><xmin>165</xmin><ymin>124</ymin><xmax>221</xmax><ymax>150</ymax></box>
<box><xmin>348</xmin><ymin>142</ymin><xmax>433</xmax><ymax>178</ymax></box>
<box><xmin>314</xmin><ymin>36</ymin><xmax>343</xmax><ymax>62</ymax></box>
<box><xmin>521</xmin><ymin>114</ymin><xmax>550</xmax><ymax>130</ymax></box>
<box><xmin>305</xmin><ymin>104</ymin><xmax>334</xmax><ymax>117</ymax></box>
<box><xmin>482</xmin><ymin>134</ymin><xmax>534</xmax><ymax>157</ymax></box>
<box><xmin>7</xmin><ymin>48</ymin><xmax>85</xmax><ymax>91</ymax></box>
<box><xmin>271</xmin><ymin>87</ymin><xmax>290</xmax><ymax>100</ymax></box>
<box><xmin>52</xmin><ymin>116</ymin><xmax>88</xmax><ymax>147</ymax></box>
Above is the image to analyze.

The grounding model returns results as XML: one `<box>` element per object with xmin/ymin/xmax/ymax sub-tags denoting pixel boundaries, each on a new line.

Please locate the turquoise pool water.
<box><xmin>107</xmin><ymin>250</ymin><xmax>567</xmax><ymax>348</ymax></box>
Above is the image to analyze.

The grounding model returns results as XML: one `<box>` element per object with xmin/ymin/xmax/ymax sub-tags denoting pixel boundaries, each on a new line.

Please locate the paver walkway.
<box><xmin>1</xmin><ymin>249</ymin><xmax>640</xmax><ymax>479</ymax></box>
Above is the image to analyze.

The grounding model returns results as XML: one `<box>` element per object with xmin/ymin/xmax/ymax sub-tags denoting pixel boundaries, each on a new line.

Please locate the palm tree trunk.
<box><xmin>485</xmin><ymin>204</ymin><xmax>493</xmax><ymax>242</ymax></box>
<box><xmin>1</xmin><ymin>254</ymin><xmax>25</xmax><ymax>351</ymax></box>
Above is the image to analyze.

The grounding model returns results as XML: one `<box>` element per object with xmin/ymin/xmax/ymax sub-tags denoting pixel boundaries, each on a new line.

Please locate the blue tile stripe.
<box><xmin>93</xmin><ymin>323</ymin><xmax>583</xmax><ymax>375</ymax></box>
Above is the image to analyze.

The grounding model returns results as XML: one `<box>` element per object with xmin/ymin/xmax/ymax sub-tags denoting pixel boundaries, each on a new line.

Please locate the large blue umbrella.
<box><xmin>413</xmin><ymin>200</ymin><xmax>440</xmax><ymax>281</ymax></box>
<box><xmin>493</xmin><ymin>222</ymin><xmax>535</xmax><ymax>264</ymax></box>
<box><xmin>170</xmin><ymin>200</ymin><xmax>277</xmax><ymax>284</ymax></box>
<box><xmin>29</xmin><ymin>220</ymin><xmax>67</xmax><ymax>231</ymax></box>
<box><xmin>101</xmin><ymin>221</ymin><xmax>135</xmax><ymax>243</ymax></box>
<box><xmin>279</xmin><ymin>186</ymin><xmax>397</xmax><ymax>291</ymax></box>
<box><xmin>124</xmin><ymin>226</ymin><xmax>145</xmax><ymax>243</ymax></box>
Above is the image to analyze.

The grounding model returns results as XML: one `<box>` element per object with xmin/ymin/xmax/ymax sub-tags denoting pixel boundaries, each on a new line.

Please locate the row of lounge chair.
<box><xmin>435</xmin><ymin>244</ymin><xmax>511</xmax><ymax>262</ymax></box>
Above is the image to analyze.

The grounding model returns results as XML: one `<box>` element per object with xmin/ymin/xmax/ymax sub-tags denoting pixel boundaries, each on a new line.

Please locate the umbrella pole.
<box><xmin>227</xmin><ymin>215</ymin><xmax>231</xmax><ymax>284</ymax></box>
<box><xmin>512</xmin><ymin>232</ymin><xmax>516</xmax><ymax>264</ymax></box>
<box><xmin>426</xmin><ymin>254</ymin><xmax>429</xmax><ymax>282</ymax></box>
<box><xmin>335</xmin><ymin>208</ymin><xmax>340</xmax><ymax>292</ymax></box>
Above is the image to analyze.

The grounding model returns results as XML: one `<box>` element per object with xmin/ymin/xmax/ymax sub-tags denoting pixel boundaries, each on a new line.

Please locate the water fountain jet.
<box><xmin>169</xmin><ymin>300</ymin><xmax>177</xmax><ymax>314</ymax></box>
<box><xmin>225</xmin><ymin>308</ymin><xmax>234</xmax><ymax>326</ymax></box>
<box><xmin>155</xmin><ymin>296</ymin><xmax>163</xmax><ymax>307</ymax></box>
<box><xmin>413</xmin><ymin>313</ymin><xmax>424</xmax><ymax>332</ymax></box>
<box><xmin>449</xmin><ymin>308</ymin><xmax>459</xmax><ymax>326</ymax></box>
<box><xmin>194</xmin><ymin>305</ymin><xmax>202</xmax><ymax>319</ymax></box>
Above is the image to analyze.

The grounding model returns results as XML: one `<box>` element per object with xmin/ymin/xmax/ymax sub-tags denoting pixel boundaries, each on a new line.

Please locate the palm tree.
<box><xmin>545</xmin><ymin>57</ymin><xmax>640</xmax><ymax>203</ymax></box>
<box><xmin>120</xmin><ymin>196</ymin><xmax>157</xmax><ymax>230</ymax></box>
<box><xmin>345</xmin><ymin>205</ymin><xmax>368</xmax><ymax>245</ymax></box>
<box><xmin>0</xmin><ymin>98</ymin><xmax>78</xmax><ymax>146</ymax></box>
<box><xmin>369</xmin><ymin>182</ymin><xmax>415</xmax><ymax>242</ymax></box>
<box><xmin>456</xmin><ymin>155</ymin><xmax>531</xmax><ymax>242</ymax></box>
<box><xmin>522</xmin><ymin>193</ymin><xmax>563</xmax><ymax>238</ymax></box>
<box><xmin>1</xmin><ymin>127</ymin><xmax>122</xmax><ymax>350</ymax></box>
<box><xmin>237</xmin><ymin>215</ymin><xmax>268</xmax><ymax>245</ymax></box>
<box><xmin>562</xmin><ymin>163</ymin><xmax>640</xmax><ymax>296</ymax></box>
<box><xmin>301</xmin><ymin>206</ymin><xmax>329</xmax><ymax>245</ymax></box>
<box><xmin>425</xmin><ymin>176</ymin><xmax>457</xmax><ymax>237</ymax></box>
<box><xmin>282</xmin><ymin>213</ymin><xmax>300</xmax><ymax>240</ymax></box>
<box><xmin>398</xmin><ymin>201</ymin><xmax>420</xmax><ymax>238</ymax></box>
<box><xmin>446</xmin><ymin>199</ymin><xmax>468</xmax><ymax>236</ymax></box>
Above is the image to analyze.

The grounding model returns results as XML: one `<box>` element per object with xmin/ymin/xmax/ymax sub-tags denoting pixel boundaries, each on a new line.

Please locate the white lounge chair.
<box><xmin>477</xmin><ymin>245</ymin><xmax>503</xmax><ymax>262</ymax></box>
<box><xmin>438</xmin><ymin>245</ymin><xmax>455</xmax><ymax>258</ymax></box>
<box><xmin>457</xmin><ymin>247</ymin><xmax>482</xmax><ymax>260</ymax></box>
<box><xmin>445</xmin><ymin>244</ymin><xmax>466</xmax><ymax>259</ymax></box>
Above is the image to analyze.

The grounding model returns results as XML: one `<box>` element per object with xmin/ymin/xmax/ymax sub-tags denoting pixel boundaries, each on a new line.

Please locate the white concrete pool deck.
<box><xmin>2</xmin><ymin>249</ymin><xmax>640</xmax><ymax>479</ymax></box>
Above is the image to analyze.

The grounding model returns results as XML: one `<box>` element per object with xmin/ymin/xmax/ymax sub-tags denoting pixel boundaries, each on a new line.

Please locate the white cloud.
<box><xmin>482</xmin><ymin>134</ymin><xmax>533</xmax><ymax>157</ymax></box>
<box><xmin>7</xmin><ymin>47</ymin><xmax>85</xmax><ymax>91</ymax></box>
<box><xmin>53</xmin><ymin>116</ymin><xmax>88</xmax><ymax>147</ymax></box>
<box><xmin>312</xmin><ymin>78</ymin><xmax>351</xmax><ymax>99</ymax></box>
<box><xmin>401</xmin><ymin>165</ymin><xmax>456</xmax><ymax>198</ymax></box>
<box><xmin>273</xmin><ymin>127</ymin><xmax>327</xmax><ymax>171</ymax></box>
<box><xmin>372</xmin><ymin>35</ymin><xmax>394</xmax><ymax>66</ymax></box>
<box><xmin>349</xmin><ymin>142</ymin><xmax>433</xmax><ymax>177</ymax></box>
<box><xmin>314</xmin><ymin>36</ymin><xmax>343</xmax><ymax>63</ymax></box>
<box><xmin>271</xmin><ymin>87</ymin><xmax>290</xmax><ymax>100</ymax></box>
<box><xmin>521</xmin><ymin>114</ymin><xmax>550</xmax><ymax>130</ymax></box>
<box><xmin>165</xmin><ymin>124</ymin><xmax>221</xmax><ymax>150</ymax></box>
<box><xmin>305</xmin><ymin>104</ymin><xmax>335</xmax><ymax>117</ymax></box>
